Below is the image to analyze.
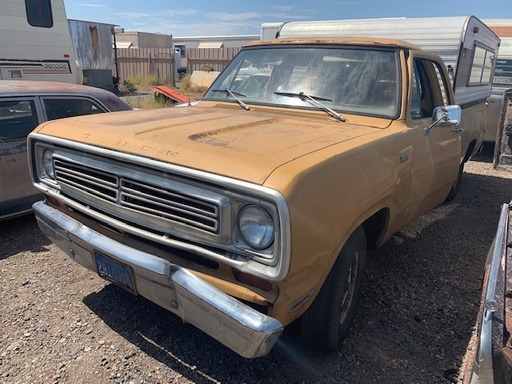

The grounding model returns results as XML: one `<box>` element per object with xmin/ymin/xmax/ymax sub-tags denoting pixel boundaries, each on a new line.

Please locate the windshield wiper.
<box><xmin>211</xmin><ymin>89</ymin><xmax>250</xmax><ymax>111</ymax></box>
<box><xmin>274</xmin><ymin>91</ymin><xmax>345</xmax><ymax>122</ymax></box>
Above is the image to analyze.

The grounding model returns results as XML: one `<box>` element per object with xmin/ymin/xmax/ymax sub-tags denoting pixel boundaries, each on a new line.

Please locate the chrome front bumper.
<box><xmin>33</xmin><ymin>201</ymin><xmax>283</xmax><ymax>359</ymax></box>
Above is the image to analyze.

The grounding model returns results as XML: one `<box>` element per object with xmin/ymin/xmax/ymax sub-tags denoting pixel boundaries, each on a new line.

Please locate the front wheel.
<box><xmin>299</xmin><ymin>226</ymin><xmax>367</xmax><ymax>352</ymax></box>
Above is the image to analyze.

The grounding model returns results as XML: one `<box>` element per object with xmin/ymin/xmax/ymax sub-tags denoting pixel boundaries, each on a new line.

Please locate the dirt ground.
<box><xmin>1</xmin><ymin>146</ymin><xmax>512</xmax><ymax>384</ymax></box>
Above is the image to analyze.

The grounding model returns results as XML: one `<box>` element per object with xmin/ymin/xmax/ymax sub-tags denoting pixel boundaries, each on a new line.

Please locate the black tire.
<box><xmin>299</xmin><ymin>226</ymin><xmax>367</xmax><ymax>352</ymax></box>
<box><xmin>445</xmin><ymin>163</ymin><xmax>464</xmax><ymax>202</ymax></box>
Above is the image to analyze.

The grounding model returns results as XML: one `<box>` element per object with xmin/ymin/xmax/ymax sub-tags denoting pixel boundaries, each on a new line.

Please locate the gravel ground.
<box><xmin>1</xmin><ymin>147</ymin><xmax>512</xmax><ymax>384</ymax></box>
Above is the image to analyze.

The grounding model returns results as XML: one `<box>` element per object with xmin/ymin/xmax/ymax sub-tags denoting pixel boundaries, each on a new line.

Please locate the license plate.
<box><xmin>95</xmin><ymin>252</ymin><xmax>137</xmax><ymax>295</ymax></box>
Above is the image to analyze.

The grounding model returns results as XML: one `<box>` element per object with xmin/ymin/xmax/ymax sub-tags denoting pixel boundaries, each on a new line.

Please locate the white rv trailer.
<box><xmin>482</xmin><ymin>19</ymin><xmax>512</xmax><ymax>143</ymax></box>
<box><xmin>0</xmin><ymin>0</ymin><xmax>82</xmax><ymax>84</ymax></box>
<box><xmin>261</xmin><ymin>16</ymin><xmax>501</xmax><ymax>108</ymax></box>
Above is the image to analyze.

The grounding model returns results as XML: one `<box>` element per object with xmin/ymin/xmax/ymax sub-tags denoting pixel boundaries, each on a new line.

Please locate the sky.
<box><xmin>63</xmin><ymin>0</ymin><xmax>512</xmax><ymax>37</ymax></box>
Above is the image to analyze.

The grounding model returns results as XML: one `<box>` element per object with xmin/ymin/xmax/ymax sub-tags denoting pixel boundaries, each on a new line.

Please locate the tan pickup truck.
<box><xmin>28</xmin><ymin>37</ymin><xmax>489</xmax><ymax>358</ymax></box>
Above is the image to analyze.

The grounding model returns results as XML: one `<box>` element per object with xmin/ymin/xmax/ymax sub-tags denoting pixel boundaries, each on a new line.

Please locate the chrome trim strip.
<box><xmin>472</xmin><ymin>202</ymin><xmax>510</xmax><ymax>382</ymax></box>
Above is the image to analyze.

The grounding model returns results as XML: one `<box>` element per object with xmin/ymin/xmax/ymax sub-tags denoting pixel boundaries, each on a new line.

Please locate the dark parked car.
<box><xmin>0</xmin><ymin>80</ymin><xmax>131</xmax><ymax>220</ymax></box>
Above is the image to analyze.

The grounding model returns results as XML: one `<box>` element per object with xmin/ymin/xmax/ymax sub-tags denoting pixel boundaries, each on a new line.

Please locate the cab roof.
<box><xmin>244</xmin><ymin>37</ymin><xmax>422</xmax><ymax>51</ymax></box>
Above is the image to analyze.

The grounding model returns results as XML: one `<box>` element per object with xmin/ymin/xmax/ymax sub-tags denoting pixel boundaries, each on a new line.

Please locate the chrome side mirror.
<box><xmin>423</xmin><ymin>105</ymin><xmax>462</xmax><ymax>135</ymax></box>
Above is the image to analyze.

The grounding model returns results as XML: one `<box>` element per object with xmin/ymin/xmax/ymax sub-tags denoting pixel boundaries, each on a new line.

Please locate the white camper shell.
<box><xmin>0</xmin><ymin>0</ymin><xmax>82</xmax><ymax>84</ymax></box>
<box><xmin>261</xmin><ymin>16</ymin><xmax>501</xmax><ymax>107</ymax></box>
<box><xmin>482</xmin><ymin>19</ymin><xmax>512</xmax><ymax>144</ymax></box>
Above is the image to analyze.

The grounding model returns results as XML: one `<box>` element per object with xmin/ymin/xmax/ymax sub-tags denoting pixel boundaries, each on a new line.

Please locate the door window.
<box><xmin>0</xmin><ymin>100</ymin><xmax>39</xmax><ymax>141</ymax></box>
<box><xmin>411</xmin><ymin>59</ymin><xmax>450</xmax><ymax>119</ymax></box>
<box><xmin>43</xmin><ymin>98</ymin><xmax>105</xmax><ymax>120</ymax></box>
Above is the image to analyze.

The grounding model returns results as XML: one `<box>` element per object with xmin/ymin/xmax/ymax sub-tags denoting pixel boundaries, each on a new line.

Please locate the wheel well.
<box><xmin>361</xmin><ymin>208</ymin><xmax>389</xmax><ymax>250</ymax></box>
<box><xmin>464</xmin><ymin>140</ymin><xmax>478</xmax><ymax>163</ymax></box>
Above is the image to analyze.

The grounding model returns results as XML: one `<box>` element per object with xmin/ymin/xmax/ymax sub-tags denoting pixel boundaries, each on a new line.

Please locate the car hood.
<box><xmin>35</xmin><ymin>104</ymin><xmax>388</xmax><ymax>184</ymax></box>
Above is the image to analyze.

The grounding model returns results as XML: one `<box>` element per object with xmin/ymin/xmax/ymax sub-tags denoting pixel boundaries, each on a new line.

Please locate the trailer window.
<box><xmin>493</xmin><ymin>59</ymin><xmax>512</xmax><ymax>87</ymax></box>
<box><xmin>25</xmin><ymin>0</ymin><xmax>53</xmax><ymax>28</ymax></box>
<box><xmin>469</xmin><ymin>45</ymin><xmax>494</xmax><ymax>86</ymax></box>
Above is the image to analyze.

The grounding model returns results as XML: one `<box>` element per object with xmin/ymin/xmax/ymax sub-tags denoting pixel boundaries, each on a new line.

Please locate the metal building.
<box><xmin>68</xmin><ymin>19</ymin><xmax>117</xmax><ymax>90</ymax></box>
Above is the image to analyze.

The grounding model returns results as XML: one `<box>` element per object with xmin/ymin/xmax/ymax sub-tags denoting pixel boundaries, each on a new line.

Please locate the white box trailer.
<box><xmin>487</xmin><ymin>36</ymin><xmax>512</xmax><ymax>144</ymax></box>
<box><xmin>0</xmin><ymin>0</ymin><xmax>82</xmax><ymax>84</ymax></box>
<box><xmin>482</xmin><ymin>20</ymin><xmax>512</xmax><ymax>144</ymax></box>
<box><xmin>261</xmin><ymin>16</ymin><xmax>501</xmax><ymax>108</ymax></box>
<box><xmin>483</xmin><ymin>20</ymin><xmax>512</xmax><ymax>166</ymax></box>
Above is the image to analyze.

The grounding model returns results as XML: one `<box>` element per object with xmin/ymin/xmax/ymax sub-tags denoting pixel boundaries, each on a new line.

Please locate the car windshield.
<box><xmin>203</xmin><ymin>45</ymin><xmax>400</xmax><ymax>118</ymax></box>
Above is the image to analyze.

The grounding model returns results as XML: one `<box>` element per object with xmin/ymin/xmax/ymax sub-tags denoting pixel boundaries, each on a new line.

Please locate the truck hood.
<box><xmin>35</xmin><ymin>104</ymin><xmax>388</xmax><ymax>184</ymax></box>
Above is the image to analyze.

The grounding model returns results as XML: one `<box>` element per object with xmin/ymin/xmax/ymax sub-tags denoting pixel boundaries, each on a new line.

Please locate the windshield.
<box><xmin>203</xmin><ymin>45</ymin><xmax>400</xmax><ymax>118</ymax></box>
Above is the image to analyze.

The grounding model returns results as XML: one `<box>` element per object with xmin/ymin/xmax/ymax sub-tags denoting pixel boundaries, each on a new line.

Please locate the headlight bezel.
<box><xmin>34</xmin><ymin>144</ymin><xmax>57</xmax><ymax>183</ymax></box>
<box><xmin>42</xmin><ymin>148</ymin><xmax>55</xmax><ymax>179</ymax></box>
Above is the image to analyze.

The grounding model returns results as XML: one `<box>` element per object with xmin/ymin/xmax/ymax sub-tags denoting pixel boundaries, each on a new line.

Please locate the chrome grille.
<box><xmin>120</xmin><ymin>179</ymin><xmax>218</xmax><ymax>232</ymax></box>
<box><xmin>53</xmin><ymin>158</ymin><xmax>220</xmax><ymax>234</ymax></box>
<box><xmin>54</xmin><ymin>159</ymin><xmax>118</xmax><ymax>202</ymax></box>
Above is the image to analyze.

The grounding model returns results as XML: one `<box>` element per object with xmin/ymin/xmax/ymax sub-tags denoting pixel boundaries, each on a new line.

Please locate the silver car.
<box><xmin>0</xmin><ymin>80</ymin><xmax>131</xmax><ymax>220</ymax></box>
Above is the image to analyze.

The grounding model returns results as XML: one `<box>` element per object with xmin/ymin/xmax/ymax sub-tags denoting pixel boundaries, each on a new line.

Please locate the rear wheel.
<box><xmin>299</xmin><ymin>226</ymin><xmax>367</xmax><ymax>352</ymax></box>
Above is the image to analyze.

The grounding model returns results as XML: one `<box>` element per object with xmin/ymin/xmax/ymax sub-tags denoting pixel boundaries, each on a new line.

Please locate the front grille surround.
<box><xmin>29</xmin><ymin>135</ymin><xmax>291</xmax><ymax>281</ymax></box>
<box><xmin>52</xmin><ymin>153</ymin><xmax>232</xmax><ymax>244</ymax></box>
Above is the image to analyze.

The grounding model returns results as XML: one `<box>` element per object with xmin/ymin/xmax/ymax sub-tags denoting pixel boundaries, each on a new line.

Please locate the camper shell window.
<box><xmin>25</xmin><ymin>0</ymin><xmax>54</xmax><ymax>28</ymax></box>
<box><xmin>468</xmin><ymin>44</ymin><xmax>495</xmax><ymax>86</ymax></box>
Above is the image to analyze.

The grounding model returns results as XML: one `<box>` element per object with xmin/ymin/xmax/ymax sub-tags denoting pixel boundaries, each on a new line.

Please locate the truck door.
<box><xmin>406</xmin><ymin>55</ymin><xmax>462</xmax><ymax>212</ymax></box>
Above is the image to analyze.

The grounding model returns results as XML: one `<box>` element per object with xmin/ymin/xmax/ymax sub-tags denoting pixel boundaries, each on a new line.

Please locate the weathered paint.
<box><xmin>34</xmin><ymin>104</ymin><xmax>387</xmax><ymax>185</ymax></box>
<box><xmin>68</xmin><ymin>20</ymin><xmax>115</xmax><ymax>71</ymax></box>
<box><xmin>29</xmin><ymin>38</ymin><xmax>476</xmax><ymax>329</ymax></box>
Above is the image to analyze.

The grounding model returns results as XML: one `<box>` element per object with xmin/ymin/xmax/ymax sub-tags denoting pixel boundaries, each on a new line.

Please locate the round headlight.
<box><xmin>42</xmin><ymin>149</ymin><xmax>55</xmax><ymax>178</ymax></box>
<box><xmin>238</xmin><ymin>205</ymin><xmax>274</xmax><ymax>249</ymax></box>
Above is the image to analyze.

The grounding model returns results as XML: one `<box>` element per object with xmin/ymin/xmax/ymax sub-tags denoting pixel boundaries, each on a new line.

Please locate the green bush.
<box><xmin>180</xmin><ymin>73</ymin><xmax>192</xmax><ymax>90</ymax></box>
<box><xmin>147</xmin><ymin>95</ymin><xmax>171</xmax><ymax>108</ymax></box>
<box><xmin>146</xmin><ymin>74</ymin><xmax>162</xmax><ymax>86</ymax></box>
<box><xmin>127</xmin><ymin>75</ymin><xmax>143</xmax><ymax>86</ymax></box>
<box><xmin>125</xmin><ymin>74</ymin><xmax>162</xmax><ymax>89</ymax></box>
<box><xmin>199</xmin><ymin>64</ymin><xmax>214</xmax><ymax>72</ymax></box>
<box><xmin>118</xmin><ymin>79</ymin><xmax>137</xmax><ymax>95</ymax></box>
